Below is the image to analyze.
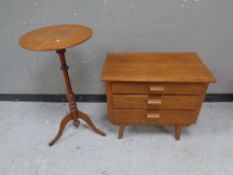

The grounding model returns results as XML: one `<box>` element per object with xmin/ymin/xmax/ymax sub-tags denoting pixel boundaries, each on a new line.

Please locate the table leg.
<box><xmin>57</xmin><ymin>49</ymin><xmax>80</xmax><ymax>124</ymax></box>
<box><xmin>49</xmin><ymin>113</ymin><xmax>72</xmax><ymax>146</ymax></box>
<box><xmin>175</xmin><ymin>124</ymin><xmax>181</xmax><ymax>140</ymax></box>
<box><xmin>78</xmin><ymin>111</ymin><xmax>106</xmax><ymax>136</ymax></box>
<box><xmin>49</xmin><ymin>49</ymin><xmax>105</xmax><ymax>146</ymax></box>
<box><xmin>118</xmin><ymin>125</ymin><xmax>125</xmax><ymax>139</ymax></box>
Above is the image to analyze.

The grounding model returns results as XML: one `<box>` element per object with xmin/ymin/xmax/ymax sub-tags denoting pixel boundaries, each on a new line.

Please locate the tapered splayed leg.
<box><xmin>49</xmin><ymin>114</ymin><xmax>72</xmax><ymax>146</ymax></box>
<box><xmin>78</xmin><ymin>111</ymin><xmax>106</xmax><ymax>136</ymax></box>
<box><xmin>175</xmin><ymin>124</ymin><xmax>181</xmax><ymax>140</ymax></box>
<box><xmin>118</xmin><ymin>125</ymin><xmax>125</xmax><ymax>139</ymax></box>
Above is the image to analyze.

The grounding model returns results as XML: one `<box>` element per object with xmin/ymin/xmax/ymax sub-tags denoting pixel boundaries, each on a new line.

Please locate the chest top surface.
<box><xmin>101</xmin><ymin>52</ymin><xmax>216</xmax><ymax>83</ymax></box>
<box><xmin>19</xmin><ymin>24</ymin><xmax>92</xmax><ymax>51</ymax></box>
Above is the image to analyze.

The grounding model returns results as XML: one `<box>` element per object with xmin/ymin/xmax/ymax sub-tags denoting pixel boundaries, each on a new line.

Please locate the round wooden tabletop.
<box><xmin>19</xmin><ymin>24</ymin><xmax>92</xmax><ymax>51</ymax></box>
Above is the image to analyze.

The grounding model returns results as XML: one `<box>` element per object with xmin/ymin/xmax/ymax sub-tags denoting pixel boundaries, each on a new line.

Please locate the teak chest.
<box><xmin>101</xmin><ymin>52</ymin><xmax>216</xmax><ymax>140</ymax></box>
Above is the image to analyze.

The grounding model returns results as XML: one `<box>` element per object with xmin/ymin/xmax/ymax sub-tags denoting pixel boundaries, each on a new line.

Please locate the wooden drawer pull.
<box><xmin>147</xmin><ymin>99</ymin><xmax>162</xmax><ymax>105</ymax></box>
<box><xmin>147</xmin><ymin>113</ymin><xmax>160</xmax><ymax>119</ymax></box>
<box><xmin>149</xmin><ymin>86</ymin><xmax>165</xmax><ymax>92</ymax></box>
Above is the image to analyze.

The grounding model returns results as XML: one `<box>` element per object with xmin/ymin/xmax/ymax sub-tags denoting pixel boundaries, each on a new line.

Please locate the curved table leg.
<box><xmin>78</xmin><ymin>111</ymin><xmax>106</xmax><ymax>137</ymax></box>
<box><xmin>49</xmin><ymin>114</ymin><xmax>72</xmax><ymax>146</ymax></box>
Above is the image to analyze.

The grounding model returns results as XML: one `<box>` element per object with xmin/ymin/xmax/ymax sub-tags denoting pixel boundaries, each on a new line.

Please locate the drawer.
<box><xmin>112</xmin><ymin>95</ymin><xmax>199</xmax><ymax>110</ymax></box>
<box><xmin>112</xmin><ymin>82</ymin><xmax>203</xmax><ymax>95</ymax></box>
<box><xmin>112</xmin><ymin>109</ymin><xmax>195</xmax><ymax>124</ymax></box>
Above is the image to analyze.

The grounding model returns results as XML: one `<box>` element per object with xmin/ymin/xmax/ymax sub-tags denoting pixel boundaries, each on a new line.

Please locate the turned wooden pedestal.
<box><xmin>101</xmin><ymin>52</ymin><xmax>216</xmax><ymax>140</ymax></box>
<box><xmin>19</xmin><ymin>24</ymin><xmax>106</xmax><ymax>146</ymax></box>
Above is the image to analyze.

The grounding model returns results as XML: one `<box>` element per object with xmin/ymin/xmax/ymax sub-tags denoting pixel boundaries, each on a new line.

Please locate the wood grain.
<box><xmin>101</xmin><ymin>52</ymin><xmax>216</xmax><ymax>83</ymax></box>
<box><xmin>19</xmin><ymin>25</ymin><xmax>105</xmax><ymax>146</ymax></box>
<box><xmin>192</xmin><ymin>83</ymin><xmax>209</xmax><ymax>123</ymax></box>
<box><xmin>111</xmin><ymin>109</ymin><xmax>195</xmax><ymax>125</ymax></box>
<box><xmin>112</xmin><ymin>95</ymin><xmax>199</xmax><ymax>110</ymax></box>
<box><xmin>101</xmin><ymin>52</ymin><xmax>216</xmax><ymax>140</ymax></box>
<box><xmin>19</xmin><ymin>24</ymin><xmax>92</xmax><ymax>51</ymax></box>
<box><xmin>112</xmin><ymin>82</ymin><xmax>204</xmax><ymax>95</ymax></box>
<box><xmin>105</xmin><ymin>82</ymin><xmax>114</xmax><ymax>123</ymax></box>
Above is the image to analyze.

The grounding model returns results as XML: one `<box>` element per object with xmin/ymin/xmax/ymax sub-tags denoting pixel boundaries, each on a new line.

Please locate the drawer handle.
<box><xmin>147</xmin><ymin>113</ymin><xmax>160</xmax><ymax>119</ymax></box>
<box><xmin>147</xmin><ymin>99</ymin><xmax>162</xmax><ymax>105</ymax></box>
<box><xmin>149</xmin><ymin>86</ymin><xmax>165</xmax><ymax>92</ymax></box>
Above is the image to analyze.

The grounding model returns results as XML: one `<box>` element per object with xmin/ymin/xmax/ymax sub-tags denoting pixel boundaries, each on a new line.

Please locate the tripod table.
<box><xmin>19</xmin><ymin>24</ymin><xmax>106</xmax><ymax>146</ymax></box>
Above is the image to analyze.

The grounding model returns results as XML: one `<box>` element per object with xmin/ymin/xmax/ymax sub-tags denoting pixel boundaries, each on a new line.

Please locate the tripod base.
<box><xmin>49</xmin><ymin>111</ymin><xmax>106</xmax><ymax>146</ymax></box>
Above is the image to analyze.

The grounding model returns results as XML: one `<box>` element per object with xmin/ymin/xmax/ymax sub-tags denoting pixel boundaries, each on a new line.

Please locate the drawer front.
<box><xmin>112</xmin><ymin>109</ymin><xmax>195</xmax><ymax>124</ymax></box>
<box><xmin>112</xmin><ymin>82</ymin><xmax>203</xmax><ymax>95</ymax></box>
<box><xmin>112</xmin><ymin>95</ymin><xmax>199</xmax><ymax>110</ymax></box>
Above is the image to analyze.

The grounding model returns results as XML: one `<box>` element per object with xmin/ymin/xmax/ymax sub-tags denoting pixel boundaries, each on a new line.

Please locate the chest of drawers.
<box><xmin>101</xmin><ymin>52</ymin><xmax>216</xmax><ymax>140</ymax></box>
